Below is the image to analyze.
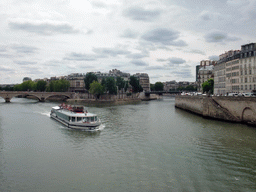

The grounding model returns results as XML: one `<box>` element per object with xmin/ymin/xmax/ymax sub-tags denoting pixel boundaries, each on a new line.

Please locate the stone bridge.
<box><xmin>0</xmin><ymin>91</ymin><xmax>74</xmax><ymax>102</ymax></box>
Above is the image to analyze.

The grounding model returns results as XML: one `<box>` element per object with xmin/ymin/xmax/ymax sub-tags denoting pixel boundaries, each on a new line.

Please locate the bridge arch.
<box><xmin>241</xmin><ymin>107</ymin><xmax>256</xmax><ymax>123</ymax></box>
<box><xmin>45</xmin><ymin>94</ymin><xmax>71</xmax><ymax>101</ymax></box>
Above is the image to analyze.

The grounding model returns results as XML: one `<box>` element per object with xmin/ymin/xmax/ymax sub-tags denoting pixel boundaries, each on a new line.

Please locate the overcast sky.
<box><xmin>0</xmin><ymin>0</ymin><xmax>256</xmax><ymax>84</ymax></box>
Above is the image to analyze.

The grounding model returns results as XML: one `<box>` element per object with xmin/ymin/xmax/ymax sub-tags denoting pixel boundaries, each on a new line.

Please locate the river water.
<box><xmin>0</xmin><ymin>97</ymin><xmax>256</xmax><ymax>192</ymax></box>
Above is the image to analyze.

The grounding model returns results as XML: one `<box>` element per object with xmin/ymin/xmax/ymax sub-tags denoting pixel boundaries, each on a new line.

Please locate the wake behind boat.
<box><xmin>50</xmin><ymin>103</ymin><xmax>101</xmax><ymax>130</ymax></box>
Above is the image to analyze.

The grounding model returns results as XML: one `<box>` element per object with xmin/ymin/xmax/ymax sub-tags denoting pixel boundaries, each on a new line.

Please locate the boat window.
<box><xmin>90</xmin><ymin>117</ymin><xmax>94</xmax><ymax>122</ymax></box>
<box><xmin>83</xmin><ymin>117</ymin><xmax>88</xmax><ymax>122</ymax></box>
<box><xmin>72</xmin><ymin>117</ymin><xmax>76</xmax><ymax>122</ymax></box>
<box><xmin>95</xmin><ymin>116</ymin><xmax>97</xmax><ymax>121</ymax></box>
<box><xmin>77</xmin><ymin>117</ymin><xmax>82</xmax><ymax>122</ymax></box>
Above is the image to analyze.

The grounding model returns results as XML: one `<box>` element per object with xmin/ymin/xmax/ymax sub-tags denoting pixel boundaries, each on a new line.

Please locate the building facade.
<box><xmin>197</xmin><ymin>60</ymin><xmax>215</xmax><ymax>92</ymax></box>
<box><xmin>213</xmin><ymin>43</ymin><xmax>256</xmax><ymax>95</ymax></box>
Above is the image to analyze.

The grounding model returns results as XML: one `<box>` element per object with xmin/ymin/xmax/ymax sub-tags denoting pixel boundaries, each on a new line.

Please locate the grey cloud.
<box><xmin>141</xmin><ymin>28</ymin><xmax>187</xmax><ymax>46</ymax></box>
<box><xmin>121</xmin><ymin>29</ymin><xmax>138</xmax><ymax>38</ymax></box>
<box><xmin>130</xmin><ymin>60</ymin><xmax>148</xmax><ymax>66</ymax></box>
<box><xmin>0</xmin><ymin>53</ymin><xmax>12</xmax><ymax>58</ymax></box>
<box><xmin>0</xmin><ymin>66</ymin><xmax>13</xmax><ymax>72</ymax></box>
<box><xmin>14</xmin><ymin>61</ymin><xmax>37</xmax><ymax>65</ymax></box>
<box><xmin>9</xmin><ymin>20</ymin><xmax>79</xmax><ymax>35</ymax></box>
<box><xmin>126</xmin><ymin>52</ymin><xmax>149</xmax><ymax>59</ymax></box>
<box><xmin>173</xmin><ymin>70</ymin><xmax>193</xmax><ymax>78</ymax></box>
<box><xmin>156</xmin><ymin>59</ymin><xmax>167</xmax><ymax>62</ymax></box>
<box><xmin>91</xmin><ymin>1</ymin><xmax>108</xmax><ymax>8</ymax></box>
<box><xmin>64</xmin><ymin>52</ymin><xmax>99</xmax><ymax>61</ymax></box>
<box><xmin>186</xmin><ymin>49</ymin><xmax>206</xmax><ymax>55</ymax></box>
<box><xmin>93</xmin><ymin>47</ymin><xmax>131</xmax><ymax>57</ymax></box>
<box><xmin>145</xmin><ymin>66</ymin><xmax>166</xmax><ymax>70</ymax></box>
<box><xmin>11</xmin><ymin>45</ymin><xmax>39</xmax><ymax>54</ymax></box>
<box><xmin>123</xmin><ymin>7</ymin><xmax>162</xmax><ymax>21</ymax></box>
<box><xmin>208</xmin><ymin>55</ymin><xmax>219</xmax><ymax>61</ymax></box>
<box><xmin>204</xmin><ymin>31</ymin><xmax>240</xmax><ymax>43</ymax></box>
<box><xmin>169</xmin><ymin>57</ymin><xmax>186</xmax><ymax>65</ymax></box>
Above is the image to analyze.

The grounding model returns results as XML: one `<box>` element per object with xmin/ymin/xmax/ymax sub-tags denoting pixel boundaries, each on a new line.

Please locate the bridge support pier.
<box><xmin>39</xmin><ymin>97</ymin><xmax>45</xmax><ymax>102</ymax></box>
<box><xmin>5</xmin><ymin>98</ymin><xmax>10</xmax><ymax>103</ymax></box>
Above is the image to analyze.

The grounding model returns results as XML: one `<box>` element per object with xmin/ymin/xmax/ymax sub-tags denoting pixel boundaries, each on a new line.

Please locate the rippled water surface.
<box><xmin>0</xmin><ymin>97</ymin><xmax>256</xmax><ymax>192</ymax></box>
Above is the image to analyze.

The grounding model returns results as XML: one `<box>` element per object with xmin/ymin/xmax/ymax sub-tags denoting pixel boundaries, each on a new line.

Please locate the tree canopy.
<box><xmin>84</xmin><ymin>72</ymin><xmax>98</xmax><ymax>91</ymax></box>
<box><xmin>129</xmin><ymin>76</ymin><xmax>143</xmax><ymax>93</ymax></box>
<box><xmin>116</xmin><ymin>76</ymin><xmax>125</xmax><ymax>91</ymax></box>
<box><xmin>154</xmin><ymin>82</ymin><xmax>164</xmax><ymax>91</ymax></box>
<box><xmin>105</xmin><ymin>77</ymin><xmax>117</xmax><ymax>95</ymax></box>
<box><xmin>89</xmin><ymin>81</ymin><xmax>105</xmax><ymax>99</ymax></box>
<box><xmin>202</xmin><ymin>78</ymin><xmax>214</xmax><ymax>94</ymax></box>
<box><xmin>46</xmin><ymin>79</ymin><xmax>70</xmax><ymax>92</ymax></box>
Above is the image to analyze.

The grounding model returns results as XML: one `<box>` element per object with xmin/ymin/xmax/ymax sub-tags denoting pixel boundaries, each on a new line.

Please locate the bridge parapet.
<box><xmin>0</xmin><ymin>91</ymin><xmax>73</xmax><ymax>102</ymax></box>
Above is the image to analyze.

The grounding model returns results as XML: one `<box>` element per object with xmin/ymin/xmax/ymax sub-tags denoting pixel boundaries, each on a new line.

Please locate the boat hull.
<box><xmin>50</xmin><ymin>106</ymin><xmax>101</xmax><ymax>131</ymax></box>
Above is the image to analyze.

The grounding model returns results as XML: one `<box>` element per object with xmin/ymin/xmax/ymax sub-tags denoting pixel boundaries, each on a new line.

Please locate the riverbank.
<box><xmin>175</xmin><ymin>95</ymin><xmax>256</xmax><ymax>126</ymax></box>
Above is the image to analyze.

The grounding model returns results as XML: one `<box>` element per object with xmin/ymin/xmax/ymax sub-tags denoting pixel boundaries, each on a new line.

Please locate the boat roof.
<box><xmin>52</xmin><ymin>106</ymin><xmax>97</xmax><ymax>117</ymax></box>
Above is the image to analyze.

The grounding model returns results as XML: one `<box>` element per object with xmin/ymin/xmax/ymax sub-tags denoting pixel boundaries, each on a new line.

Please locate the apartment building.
<box><xmin>134</xmin><ymin>73</ymin><xmax>150</xmax><ymax>92</ymax></box>
<box><xmin>213</xmin><ymin>43</ymin><xmax>256</xmax><ymax>95</ymax></box>
<box><xmin>197</xmin><ymin>60</ymin><xmax>215</xmax><ymax>92</ymax></box>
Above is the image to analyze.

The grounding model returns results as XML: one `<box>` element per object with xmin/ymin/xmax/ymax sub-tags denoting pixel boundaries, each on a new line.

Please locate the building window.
<box><xmin>241</xmin><ymin>85</ymin><xmax>243</xmax><ymax>90</ymax></box>
<box><xmin>245</xmin><ymin>70</ymin><xmax>247</xmax><ymax>75</ymax></box>
<box><xmin>250</xmin><ymin>85</ymin><xmax>252</xmax><ymax>90</ymax></box>
<box><xmin>245</xmin><ymin>77</ymin><xmax>247</xmax><ymax>83</ymax></box>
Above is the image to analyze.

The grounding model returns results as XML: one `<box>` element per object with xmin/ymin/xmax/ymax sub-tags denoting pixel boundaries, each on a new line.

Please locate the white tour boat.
<box><xmin>50</xmin><ymin>104</ymin><xmax>101</xmax><ymax>130</ymax></box>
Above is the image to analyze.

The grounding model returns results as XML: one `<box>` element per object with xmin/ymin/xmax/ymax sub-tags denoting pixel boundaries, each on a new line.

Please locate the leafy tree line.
<box><xmin>84</xmin><ymin>73</ymin><xmax>142</xmax><ymax>99</ymax></box>
<box><xmin>150</xmin><ymin>82</ymin><xmax>164</xmax><ymax>91</ymax></box>
<box><xmin>13</xmin><ymin>79</ymin><xmax>70</xmax><ymax>92</ymax></box>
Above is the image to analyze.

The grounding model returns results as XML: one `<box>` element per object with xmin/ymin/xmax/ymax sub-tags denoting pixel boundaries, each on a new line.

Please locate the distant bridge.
<box><xmin>0</xmin><ymin>91</ymin><xmax>74</xmax><ymax>102</ymax></box>
<box><xmin>145</xmin><ymin>91</ymin><xmax>182</xmax><ymax>96</ymax></box>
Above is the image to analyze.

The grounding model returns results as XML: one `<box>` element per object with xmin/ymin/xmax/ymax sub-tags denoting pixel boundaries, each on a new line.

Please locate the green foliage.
<box><xmin>46</xmin><ymin>79</ymin><xmax>70</xmax><ymax>92</ymax></box>
<box><xmin>1</xmin><ymin>85</ymin><xmax>14</xmax><ymax>91</ymax></box>
<box><xmin>14</xmin><ymin>80</ymin><xmax>35</xmax><ymax>91</ymax></box>
<box><xmin>101</xmin><ymin>78</ymin><xmax>106</xmax><ymax>92</ymax></box>
<box><xmin>84</xmin><ymin>72</ymin><xmax>98</xmax><ymax>91</ymax></box>
<box><xmin>89</xmin><ymin>81</ymin><xmax>105</xmax><ymax>99</ymax></box>
<box><xmin>150</xmin><ymin>84</ymin><xmax>155</xmax><ymax>91</ymax></box>
<box><xmin>129</xmin><ymin>76</ymin><xmax>143</xmax><ymax>93</ymax></box>
<box><xmin>105</xmin><ymin>77</ymin><xmax>117</xmax><ymax>95</ymax></box>
<box><xmin>202</xmin><ymin>78</ymin><xmax>214</xmax><ymax>94</ymax></box>
<box><xmin>177</xmin><ymin>85</ymin><xmax>197</xmax><ymax>92</ymax></box>
<box><xmin>35</xmin><ymin>80</ymin><xmax>47</xmax><ymax>92</ymax></box>
<box><xmin>116</xmin><ymin>76</ymin><xmax>125</xmax><ymax>91</ymax></box>
<box><xmin>154</xmin><ymin>82</ymin><xmax>164</xmax><ymax>91</ymax></box>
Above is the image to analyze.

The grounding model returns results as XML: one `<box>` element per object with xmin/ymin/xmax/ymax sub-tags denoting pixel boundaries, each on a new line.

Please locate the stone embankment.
<box><xmin>175</xmin><ymin>95</ymin><xmax>256</xmax><ymax>125</ymax></box>
<box><xmin>67</xmin><ymin>92</ymin><xmax>159</xmax><ymax>104</ymax></box>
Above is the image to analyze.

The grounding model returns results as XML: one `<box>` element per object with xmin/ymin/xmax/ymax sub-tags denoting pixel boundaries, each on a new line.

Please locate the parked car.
<box><xmin>228</xmin><ymin>93</ymin><xmax>238</xmax><ymax>96</ymax></box>
<box><xmin>242</xmin><ymin>93</ymin><xmax>252</xmax><ymax>97</ymax></box>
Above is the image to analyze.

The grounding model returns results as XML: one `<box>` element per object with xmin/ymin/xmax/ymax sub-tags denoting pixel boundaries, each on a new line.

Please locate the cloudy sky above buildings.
<box><xmin>0</xmin><ymin>0</ymin><xmax>256</xmax><ymax>84</ymax></box>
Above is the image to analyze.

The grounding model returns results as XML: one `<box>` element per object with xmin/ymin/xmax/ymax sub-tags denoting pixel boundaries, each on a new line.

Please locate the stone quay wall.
<box><xmin>175</xmin><ymin>96</ymin><xmax>256</xmax><ymax>125</ymax></box>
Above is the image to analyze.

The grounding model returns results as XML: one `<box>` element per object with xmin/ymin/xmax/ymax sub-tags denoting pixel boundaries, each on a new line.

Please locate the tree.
<box><xmin>89</xmin><ymin>81</ymin><xmax>105</xmax><ymax>99</ymax></box>
<box><xmin>150</xmin><ymin>84</ymin><xmax>155</xmax><ymax>91</ymax></box>
<box><xmin>105</xmin><ymin>77</ymin><xmax>117</xmax><ymax>95</ymax></box>
<box><xmin>202</xmin><ymin>78</ymin><xmax>214</xmax><ymax>94</ymax></box>
<box><xmin>84</xmin><ymin>72</ymin><xmax>98</xmax><ymax>91</ymax></box>
<box><xmin>46</xmin><ymin>79</ymin><xmax>70</xmax><ymax>92</ymax></box>
<box><xmin>35</xmin><ymin>80</ymin><xmax>47</xmax><ymax>92</ymax></box>
<box><xmin>116</xmin><ymin>76</ymin><xmax>125</xmax><ymax>91</ymax></box>
<box><xmin>101</xmin><ymin>78</ymin><xmax>106</xmax><ymax>92</ymax></box>
<box><xmin>154</xmin><ymin>82</ymin><xmax>164</xmax><ymax>91</ymax></box>
<box><xmin>129</xmin><ymin>76</ymin><xmax>143</xmax><ymax>93</ymax></box>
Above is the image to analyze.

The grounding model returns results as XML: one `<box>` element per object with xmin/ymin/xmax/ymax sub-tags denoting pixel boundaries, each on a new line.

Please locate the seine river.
<box><xmin>0</xmin><ymin>97</ymin><xmax>256</xmax><ymax>192</ymax></box>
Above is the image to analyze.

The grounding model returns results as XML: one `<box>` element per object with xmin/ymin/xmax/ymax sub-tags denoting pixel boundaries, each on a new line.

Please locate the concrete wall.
<box><xmin>175</xmin><ymin>96</ymin><xmax>256</xmax><ymax>125</ymax></box>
